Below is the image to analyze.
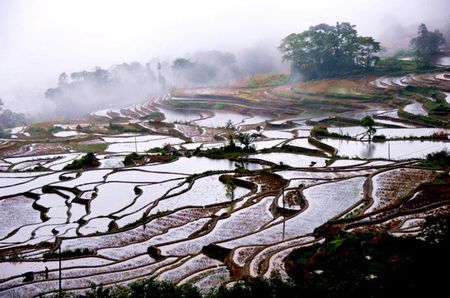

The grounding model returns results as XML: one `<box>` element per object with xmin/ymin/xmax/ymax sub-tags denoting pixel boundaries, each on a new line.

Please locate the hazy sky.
<box><xmin>0</xmin><ymin>0</ymin><xmax>449</xmax><ymax>112</ymax></box>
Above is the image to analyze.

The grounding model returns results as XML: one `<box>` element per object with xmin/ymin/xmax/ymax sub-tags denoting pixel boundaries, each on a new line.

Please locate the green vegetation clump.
<box><xmin>247</xmin><ymin>79</ymin><xmax>258</xmax><ymax>88</ymax></box>
<box><xmin>295</xmin><ymin>98</ymin><xmax>360</xmax><ymax>111</ymax></box>
<box><xmin>63</xmin><ymin>152</ymin><xmax>100</xmax><ymax>170</ymax></box>
<box><xmin>360</xmin><ymin>116</ymin><xmax>376</xmax><ymax>141</ymax></box>
<box><xmin>418</xmin><ymin>150</ymin><xmax>450</xmax><ymax>169</ymax></box>
<box><xmin>143</xmin><ymin>111</ymin><xmax>165</xmax><ymax>122</ymax></box>
<box><xmin>122</xmin><ymin>145</ymin><xmax>180</xmax><ymax>165</ymax></box>
<box><xmin>310</xmin><ymin>125</ymin><xmax>328</xmax><ymax>137</ymax></box>
<box><xmin>271</xmin><ymin>161</ymin><xmax>292</xmax><ymax>170</ymax></box>
<box><xmin>224</xmin><ymin>119</ymin><xmax>236</xmax><ymax>130</ymax></box>
<box><xmin>148</xmin><ymin>147</ymin><xmax>165</xmax><ymax>153</ymax></box>
<box><xmin>27</xmin><ymin>165</ymin><xmax>49</xmax><ymax>172</ymax></box>
<box><xmin>376</xmin><ymin>57</ymin><xmax>411</xmax><ymax>72</ymax></box>
<box><xmin>418</xmin><ymin>93</ymin><xmax>450</xmax><ymax>116</ymax></box>
<box><xmin>373</xmin><ymin>134</ymin><xmax>386</xmax><ymax>141</ymax></box>
<box><xmin>0</xmin><ymin>126</ymin><xmax>10</xmax><ymax>138</ymax></box>
<box><xmin>195</xmin><ymin>133</ymin><xmax>257</xmax><ymax>159</ymax></box>
<box><xmin>410</xmin><ymin>23</ymin><xmax>446</xmax><ymax>68</ymax></box>
<box><xmin>291</xmin><ymin>87</ymin><xmax>318</xmax><ymax>96</ymax></box>
<box><xmin>420</xmin><ymin>215</ymin><xmax>450</xmax><ymax>246</ymax></box>
<box><xmin>402</xmin><ymin>87</ymin><xmax>449</xmax><ymax>116</ymax></box>
<box><xmin>280</xmin><ymin>22</ymin><xmax>381</xmax><ymax>79</ymax></box>
<box><xmin>225</xmin><ymin>179</ymin><xmax>236</xmax><ymax>200</ymax></box>
<box><xmin>47</xmin><ymin>125</ymin><xmax>63</xmax><ymax>134</ymax></box>
<box><xmin>307</xmin><ymin>136</ymin><xmax>337</xmax><ymax>155</ymax></box>
<box><xmin>423</xmin><ymin>100</ymin><xmax>450</xmax><ymax>116</ymax></box>
<box><xmin>430</xmin><ymin>130</ymin><xmax>449</xmax><ymax>140</ymax></box>
<box><xmin>404</xmin><ymin>85</ymin><xmax>438</xmax><ymax>96</ymax></box>
<box><xmin>398</xmin><ymin>108</ymin><xmax>448</xmax><ymax>127</ymax></box>
<box><xmin>168</xmin><ymin>100</ymin><xmax>228</xmax><ymax>111</ymax></box>
<box><xmin>79</xmin><ymin>277</ymin><xmax>202</xmax><ymax>298</ymax></box>
<box><xmin>108</xmin><ymin>121</ymin><xmax>141</xmax><ymax>133</ymax></box>
<box><xmin>196</xmin><ymin>145</ymin><xmax>256</xmax><ymax>159</ymax></box>
<box><xmin>311</xmin><ymin>125</ymin><xmax>351</xmax><ymax>139</ymax></box>
<box><xmin>247</xmin><ymin>73</ymin><xmax>288</xmax><ymax>88</ymax></box>
<box><xmin>148</xmin><ymin>144</ymin><xmax>178</xmax><ymax>155</ymax></box>
<box><xmin>323</xmin><ymin>92</ymin><xmax>375</xmax><ymax>100</ymax></box>
<box><xmin>122</xmin><ymin>152</ymin><xmax>173</xmax><ymax>166</ymax></box>
<box><xmin>26</xmin><ymin>126</ymin><xmax>48</xmax><ymax>137</ymax></box>
<box><xmin>284</xmin><ymin>220</ymin><xmax>448</xmax><ymax>297</ymax></box>
<box><xmin>123</xmin><ymin>152</ymin><xmax>140</xmax><ymax>166</ymax></box>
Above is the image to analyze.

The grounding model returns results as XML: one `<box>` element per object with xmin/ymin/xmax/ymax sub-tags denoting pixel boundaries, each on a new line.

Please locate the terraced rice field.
<box><xmin>323</xmin><ymin>139</ymin><xmax>449</xmax><ymax>159</ymax></box>
<box><xmin>0</xmin><ymin>71</ymin><xmax>449</xmax><ymax>296</ymax></box>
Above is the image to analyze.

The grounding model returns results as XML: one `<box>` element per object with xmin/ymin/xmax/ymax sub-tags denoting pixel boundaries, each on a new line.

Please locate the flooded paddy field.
<box><xmin>323</xmin><ymin>139</ymin><xmax>449</xmax><ymax>159</ymax></box>
<box><xmin>0</xmin><ymin>71</ymin><xmax>449</xmax><ymax>296</ymax></box>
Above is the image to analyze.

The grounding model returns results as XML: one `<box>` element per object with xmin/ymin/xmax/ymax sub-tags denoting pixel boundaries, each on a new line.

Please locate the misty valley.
<box><xmin>0</xmin><ymin>13</ymin><xmax>449</xmax><ymax>298</ymax></box>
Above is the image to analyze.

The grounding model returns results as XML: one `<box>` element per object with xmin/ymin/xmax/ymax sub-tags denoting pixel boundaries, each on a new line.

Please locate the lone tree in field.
<box><xmin>279</xmin><ymin>22</ymin><xmax>381</xmax><ymax>79</ymax></box>
<box><xmin>360</xmin><ymin>116</ymin><xmax>376</xmax><ymax>142</ymax></box>
<box><xmin>225</xmin><ymin>180</ymin><xmax>236</xmax><ymax>201</ymax></box>
<box><xmin>225</xmin><ymin>119</ymin><xmax>235</xmax><ymax>130</ymax></box>
<box><xmin>236</xmin><ymin>133</ymin><xmax>256</xmax><ymax>151</ymax></box>
<box><xmin>171</xmin><ymin>58</ymin><xmax>193</xmax><ymax>71</ymax></box>
<box><xmin>410</xmin><ymin>24</ymin><xmax>446</xmax><ymax>68</ymax></box>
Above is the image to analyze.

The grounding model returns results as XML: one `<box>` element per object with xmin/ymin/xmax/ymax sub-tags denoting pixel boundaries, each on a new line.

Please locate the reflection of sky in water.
<box><xmin>140</xmin><ymin>157</ymin><xmax>263</xmax><ymax>174</ymax></box>
<box><xmin>437</xmin><ymin>56</ymin><xmax>450</xmax><ymax>66</ymax></box>
<box><xmin>444</xmin><ymin>92</ymin><xmax>450</xmax><ymax>104</ymax></box>
<box><xmin>328</xmin><ymin>127</ymin><xmax>449</xmax><ymax>139</ymax></box>
<box><xmin>323</xmin><ymin>139</ymin><xmax>449</xmax><ymax>159</ymax></box>
<box><xmin>195</xmin><ymin>111</ymin><xmax>248</xmax><ymax>127</ymax></box>
<box><xmin>403</xmin><ymin>102</ymin><xmax>427</xmax><ymax>116</ymax></box>
<box><xmin>158</xmin><ymin>107</ymin><xmax>202</xmax><ymax>123</ymax></box>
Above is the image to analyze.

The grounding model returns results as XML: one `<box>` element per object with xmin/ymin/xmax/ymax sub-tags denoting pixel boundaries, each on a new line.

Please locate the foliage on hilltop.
<box><xmin>280</xmin><ymin>22</ymin><xmax>381</xmax><ymax>80</ymax></box>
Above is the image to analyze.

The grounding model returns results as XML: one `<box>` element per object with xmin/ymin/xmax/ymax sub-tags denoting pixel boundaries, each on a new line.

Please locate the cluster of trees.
<box><xmin>279</xmin><ymin>22</ymin><xmax>381</xmax><ymax>79</ymax></box>
<box><xmin>171</xmin><ymin>45</ymin><xmax>287</xmax><ymax>87</ymax></box>
<box><xmin>42</xmin><ymin>22</ymin><xmax>447</xmax><ymax>119</ymax></box>
<box><xmin>284</xmin><ymin>216</ymin><xmax>449</xmax><ymax>297</ymax></box>
<box><xmin>45</xmin><ymin>62</ymin><xmax>160</xmax><ymax>118</ymax></box>
<box><xmin>419</xmin><ymin>150</ymin><xmax>450</xmax><ymax>168</ymax></box>
<box><xmin>171</xmin><ymin>51</ymin><xmax>239</xmax><ymax>86</ymax></box>
<box><xmin>44</xmin><ymin>47</ymin><xmax>286</xmax><ymax>119</ymax></box>
<box><xmin>0</xmin><ymin>99</ymin><xmax>27</xmax><ymax>138</ymax></box>
<box><xmin>63</xmin><ymin>153</ymin><xmax>100</xmax><ymax>170</ymax></box>
<box><xmin>281</xmin><ymin>22</ymin><xmax>447</xmax><ymax>79</ymax></box>
<box><xmin>410</xmin><ymin>23</ymin><xmax>446</xmax><ymax>68</ymax></box>
<box><xmin>194</xmin><ymin>132</ymin><xmax>257</xmax><ymax>159</ymax></box>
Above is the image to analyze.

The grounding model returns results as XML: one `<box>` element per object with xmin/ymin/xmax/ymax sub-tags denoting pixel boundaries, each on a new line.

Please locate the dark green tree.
<box><xmin>420</xmin><ymin>215</ymin><xmax>450</xmax><ymax>246</ymax></box>
<box><xmin>63</xmin><ymin>152</ymin><xmax>100</xmax><ymax>170</ymax></box>
<box><xmin>225</xmin><ymin>119</ymin><xmax>235</xmax><ymax>130</ymax></box>
<box><xmin>172</xmin><ymin>58</ymin><xmax>194</xmax><ymax>70</ymax></box>
<box><xmin>225</xmin><ymin>180</ymin><xmax>236</xmax><ymax>201</ymax></box>
<box><xmin>0</xmin><ymin>126</ymin><xmax>10</xmax><ymax>138</ymax></box>
<box><xmin>279</xmin><ymin>22</ymin><xmax>381</xmax><ymax>79</ymax></box>
<box><xmin>356</xmin><ymin>36</ymin><xmax>381</xmax><ymax>69</ymax></box>
<box><xmin>410</xmin><ymin>24</ymin><xmax>446</xmax><ymax>68</ymax></box>
<box><xmin>236</xmin><ymin>132</ymin><xmax>255</xmax><ymax>151</ymax></box>
<box><xmin>360</xmin><ymin>116</ymin><xmax>376</xmax><ymax>142</ymax></box>
<box><xmin>226</xmin><ymin>134</ymin><xmax>236</xmax><ymax>149</ymax></box>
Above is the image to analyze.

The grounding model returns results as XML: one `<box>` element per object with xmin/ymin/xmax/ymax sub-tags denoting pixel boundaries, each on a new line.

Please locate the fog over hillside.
<box><xmin>0</xmin><ymin>0</ymin><xmax>449</xmax><ymax>119</ymax></box>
